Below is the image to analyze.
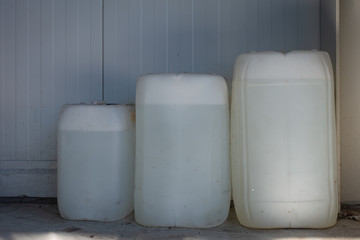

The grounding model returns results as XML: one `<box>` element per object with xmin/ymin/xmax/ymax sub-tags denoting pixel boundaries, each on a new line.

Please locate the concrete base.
<box><xmin>1</xmin><ymin>203</ymin><xmax>360</xmax><ymax>240</ymax></box>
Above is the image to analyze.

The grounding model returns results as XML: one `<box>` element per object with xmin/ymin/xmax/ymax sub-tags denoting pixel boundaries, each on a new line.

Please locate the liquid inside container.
<box><xmin>231</xmin><ymin>51</ymin><xmax>338</xmax><ymax>229</ymax></box>
<box><xmin>135</xmin><ymin>73</ymin><xmax>231</xmax><ymax>228</ymax></box>
<box><xmin>57</xmin><ymin>104</ymin><xmax>135</xmax><ymax>221</ymax></box>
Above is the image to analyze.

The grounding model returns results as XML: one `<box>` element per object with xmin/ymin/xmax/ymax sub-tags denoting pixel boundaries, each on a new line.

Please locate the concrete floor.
<box><xmin>1</xmin><ymin>203</ymin><xmax>360</xmax><ymax>240</ymax></box>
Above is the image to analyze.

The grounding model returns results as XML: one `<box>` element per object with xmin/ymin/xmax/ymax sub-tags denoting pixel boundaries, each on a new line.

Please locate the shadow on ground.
<box><xmin>1</xmin><ymin>203</ymin><xmax>360</xmax><ymax>240</ymax></box>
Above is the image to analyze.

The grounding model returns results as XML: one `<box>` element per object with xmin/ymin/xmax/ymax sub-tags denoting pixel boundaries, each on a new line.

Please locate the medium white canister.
<box><xmin>135</xmin><ymin>73</ymin><xmax>230</xmax><ymax>228</ymax></box>
<box><xmin>57</xmin><ymin>104</ymin><xmax>135</xmax><ymax>221</ymax></box>
<box><xmin>231</xmin><ymin>51</ymin><xmax>338</xmax><ymax>229</ymax></box>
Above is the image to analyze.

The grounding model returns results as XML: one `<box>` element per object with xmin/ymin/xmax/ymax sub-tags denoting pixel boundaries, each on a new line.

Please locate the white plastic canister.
<box><xmin>57</xmin><ymin>104</ymin><xmax>135</xmax><ymax>221</ymax></box>
<box><xmin>231</xmin><ymin>51</ymin><xmax>338</xmax><ymax>228</ymax></box>
<box><xmin>135</xmin><ymin>73</ymin><xmax>230</xmax><ymax>228</ymax></box>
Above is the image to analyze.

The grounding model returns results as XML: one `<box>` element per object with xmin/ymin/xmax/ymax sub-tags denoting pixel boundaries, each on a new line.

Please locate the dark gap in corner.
<box><xmin>0</xmin><ymin>197</ymin><xmax>57</xmax><ymax>204</ymax></box>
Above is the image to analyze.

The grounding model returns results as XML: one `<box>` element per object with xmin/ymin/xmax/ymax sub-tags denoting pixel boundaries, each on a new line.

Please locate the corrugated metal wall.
<box><xmin>104</xmin><ymin>0</ymin><xmax>321</xmax><ymax>103</ymax></box>
<box><xmin>0</xmin><ymin>0</ymin><xmax>102</xmax><ymax>196</ymax></box>
<box><xmin>0</xmin><ymin>0</ymin><xmax>331</xmax><ymax>197</ymax></box>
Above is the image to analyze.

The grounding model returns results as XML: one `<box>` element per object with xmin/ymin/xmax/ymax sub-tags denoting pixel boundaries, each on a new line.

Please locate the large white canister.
<box><xmin>231</xmin><ymin>51</ymin><xmax>338</xmax><ymax>229</ymax></box>
<box><xmin>135</xmin><ymin>73</ymin><xmax>231</xmax><ymax>228</ymax></box>
<box><xmin>57</xmin><ymin>104</ymin><xmax>135</xmax><ymax>221</ymax></box>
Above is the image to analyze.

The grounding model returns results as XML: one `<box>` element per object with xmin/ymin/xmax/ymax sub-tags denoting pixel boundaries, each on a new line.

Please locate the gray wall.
<box><xmin>0</xmin><ymin>0</ymin><xmax>102</xmax><ymax>197</ymax></box>
<box><xmin>104</xmin><ymin>0</ymin><xmax>322</xmax><ymax>103</ymax></box>
<box><xmin>340</xmin><ymin>0</ymin><xmax>360</xmax><ymax>203</ymax></box>
<box><xmin>0</xmin><ymin>0</ymin><xmax>332</xmax><ymax>197</ymax></box>
<box><xmin>320</xmin><ymin>0</ymin><xmax>337</xmax><ymax>70</ymax></box>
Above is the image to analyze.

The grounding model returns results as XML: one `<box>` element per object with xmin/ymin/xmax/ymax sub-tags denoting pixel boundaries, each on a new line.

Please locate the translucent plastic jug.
<box><xmin>57</xmin><ymin>104</ymin><xmax>135</xmax><ymax>221</ymax></box>
<box><xmin>231</xmin><ymin>51</ymin><xmax>338</xmax><ymax>229</ymax></box>
<box><xmin>135</xmin><ymin>73</ymin><xmax>231</xmax><ymax>228</ymax></box>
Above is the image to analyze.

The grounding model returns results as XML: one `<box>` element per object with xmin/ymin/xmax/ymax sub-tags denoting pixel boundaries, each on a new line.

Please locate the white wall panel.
<box><xmin>258</xmin><ymin>0</ymin><xmax>271</xmax><ymax>51</ymax></box>
<box><xmin>0</xmin><ymin>0</ymin><xmax>102</xmax><ymax>197</ymax></box>
<box><xmin>104</xmin><ymin>0</ymin><xmax>321</xmax><ymax>104</ymax></box>
<box><xmin>141</xmin><ymin>0</ymin><xmax>156</xmax><ymax>75</ymax></box>
<box><xmin>128</xmin><ymin>0</ymin><xmax>142</xmax><ymax>103</ymax></box>
<box><xmin>0</xmin><ymin>0</ymin><xmax>334</xmax><ymax>198</ymax></box>
<box><xmin>0</xmin><ymin>0</ymin><xmax>3</xmax><ymax>162</ymax></box>
<box><xmin>271</xmin><ymin>0</ymin><xmax>285</xmax><ymax>51</ymax></box>
<box><xmin>285</xmin><ymin>0</ymin><xmax>298</xmax><ymax>51</ymax></box>
<box><xmin>40</xmin><ymin>0</ymin><xmax>54</xmax><ymax>161</ymax></box>
<box><xmin>28</xmin><ymin>0</ymin><xmax>41</xmax><ymax>161</ymax></box>
<box><xmin>193</xmin><ymin>0</ymin><xmax>206</xmax><ymax>74</ymax></box>
<box><xmin>298</xmin><ymin>0</ymin><xmax>320</xmax><ymax>50</ymax></box>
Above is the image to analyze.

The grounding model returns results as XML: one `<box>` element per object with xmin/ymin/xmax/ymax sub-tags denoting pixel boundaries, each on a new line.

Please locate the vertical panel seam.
<box><xmin>64</xmin><ymin>0</ymin><xmax>67</xmax><ymax>103</ymax></box>
<box><xmin>283</xmin><ymin>0</ymin><xmax>285</xmax><ymax>51</ymax></box>
<box><xmin>2</xmin><ymin>0</ymin><xmax>4</xmax><ymax>160</ymax></box>
<box><xmin>296</xmin><ymin>0</ymin><xmax>299</xmax><ymax>48</ymax></box>
<box><xmin>191</xmin><ymin>0</ymin><xmax>194</xmax><ymax>72</ymax></box>
<box><xmin>284</xmin><ymin>0</ymin><xmax>287</xmax><ymax>51</ymax></box>
<box><xmin>40</xmin><ymin>0</ymin><xmax>42</xmax><ymax>159</ymax></box>
<box><xmin>152</xmin><ymin>0</ymin><xmax>155</xmax><ymax>73</ymax></box>
<box><xmin>217</xmin><ymin>0</ymin><xmax>220</xmax><ymax>72</ymax></box>
<box><xmin>319</xmin><ymin>0</ymin><xmax>322</xmax><ymax>50</ymax></box>
<box><xmin>52</xmin><ymin>0</ymin><xmax>55</xmax><ymax>160</ymax></box>
<box><xmin>205</xmin><ymin>0</ymin><xmax>207</xmax><ymax>71</ymax></box>
<box><xmin>244</xmin><ymin>0</ymin><xmax>247</xmax><ymax>51</ymax></box>
<box><xmin>14</xmin><ymin>0</ymin><xmax>17</xmax><ymax>160</ymax></box>
<box><xmin>242</xmin><ymin>0</ymin><xmax>246</xmax><ymax>52</ymax></box>
<box><xmin>230</xmin><ymin>0</ymin><xmax>233</xmax><ymax>56</ymax></box>
<box><xmin>116</xmin><ymin>0</ymin><xmax>119</xmax><ymax>103</ymax></box>
<box><xmin>166</xmin><ymin>0</ymin><xmax>168</xmax><ymax>72</ymax></box>
<box><xmin>140</xmin><ymin>0</ymin><xmax>143</xmax><ymax>74</ymax></box>
<box><xmin>256</xmin><ymin>0</ymin><xmax>259</xmax><ymax>50</ymax></box>
<box><xmin>101</xmin><ymin>0</ymin><xmax>104</xmax><ymax>101</ymax></box>
<box><xmin>90</xmin><ymin>0</ymin><xmax>93</xmax><ymax>101</ymax></box>
<box><xmin>257</xmin><ymin>0</ymin><xmax>259</xmax><ymax>50</ymax></box>
<box><xmin>270</xmin><ymin>0</ymin><xmax>273</xmax><ymax>49</ymax></box>
<box><xmin>77</xmin><ymin>0</ymin><xmax>80</xmax><ymax>103</ymax></box>
<box><xmin>27</xmin><ymin>0</ymin><xmax>30</xmax><ymax>160</ymax></box>
<box><xmin>318</xmin><ymin>0</ymin><xmax>321</xmax><ymax>49</ymax></box>
<box><xmin>178</xmin><ymin>0</ymin><xmax>181</xmax><ymax>71</ymax></box>
<box><xmin>127</xmin><ymin>0</ymin><xmax>130</xmax><ymax>103</ymax></box>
